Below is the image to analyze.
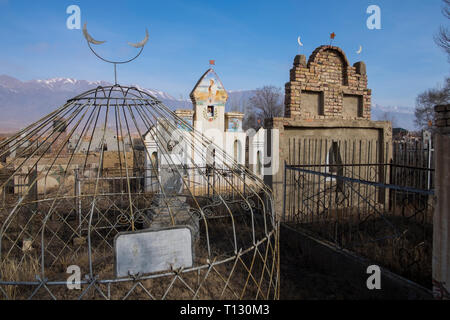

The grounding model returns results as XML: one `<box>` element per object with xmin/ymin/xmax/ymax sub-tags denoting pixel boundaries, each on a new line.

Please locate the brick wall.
<box><xmin>285</xmin><ymin>45</ymin><xmax>371</xmax><ymax>120</ymax></box>
<box><xmin>435</xmin><ymin>104</ymin><xmax>450</xmax><ymax>135</ymax></box>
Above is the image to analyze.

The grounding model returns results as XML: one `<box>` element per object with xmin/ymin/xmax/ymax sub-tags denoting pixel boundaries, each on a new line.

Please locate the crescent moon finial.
<box><xmin>82</xmin><ymin>23</ymin><xmax>106</xmax><ymax>45</ymax></box>
<box><xmin>128</xmin><ymin>29</ymin><xmax>149</xmax><ymax>48</ymax></box>
<box><xmin>297</xmin><ymin>36</ymin><xmax>303</xmax><ymax>47</ymax></box>
<box><xmin>82</xmin><ymin>24</ymin><xmax>149</xmax><ymax>85</ymax></box>
<box><xmin>356</xmin><ymin>45</ymin><xmax>363</xmax><ymax>54</ymax></box>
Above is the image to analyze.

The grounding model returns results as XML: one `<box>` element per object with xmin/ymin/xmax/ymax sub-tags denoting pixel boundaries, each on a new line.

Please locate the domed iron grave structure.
<box><xmin>0</xmin><ymin>27</ymin><xmax>279</xmax><ymax>300</ymax></box>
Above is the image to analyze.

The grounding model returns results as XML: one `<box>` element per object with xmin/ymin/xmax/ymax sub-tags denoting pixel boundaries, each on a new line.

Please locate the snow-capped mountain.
<box><xmin>371</xmin><ymin>103</ymin><xmax>417</xmax><ymax>131</ymax></box>
<box><xmin>0</xmin><ymin>75</ymin><xmax>110</xmax><ymax>92</ymax></box>
<box><xmin>0</xmin><ymin>76</ymin><xmax>417</xmax><ymax>132</ymax></box>
<box><xmin>132</xmin><ymin>84</ymin><xmax>182</xmax><ymax>102</ymax></box>
<box><xmin>0</xmin><ymin>75</ymin><xmax>190</xmax><ymax>132</ymax></box>
<box><xmin>0</xmin><ymin>75</ymin><xmax>183</xmax><ymax>100</ymax></box>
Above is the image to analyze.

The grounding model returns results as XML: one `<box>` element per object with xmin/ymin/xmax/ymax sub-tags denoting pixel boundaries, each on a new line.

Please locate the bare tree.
<box><xmin>415</xmin><ymin>78</ymin><xmax>450</xmax><ymax>129</ymax></box>
<box><xmin>249</xmin><ymin>86</ymin><xmax>284</xmax><ymax>120</ymax></box>
<box><xmin>243</xmin><ymin>112</ymin><xmax>258</xmax><ymax>131</ymax></box>
<box><xmin>435</xmin><ymin>0</ymin><xmax>450</xmax><ymax>60</ymax></box>
<box><xmin>242</xmin><ymin>99</ymin><xmax>259</xmax><ymax>131</ymax></box>
<box><xmin>415</xmin><ymin>1</ymin><xmax>450</xmax><ymax>130</ymax></box>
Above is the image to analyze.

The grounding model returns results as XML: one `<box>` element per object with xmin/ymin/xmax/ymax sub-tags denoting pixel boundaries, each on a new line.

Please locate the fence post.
<box><xmin>75</xmin><ymin>168</ymin><xmax>82</xmax><ymax>232</ymax></box>
<box><xmin>433</xmin><ymin>104</ymin><xmax>450</xmax><ymax>300</ymax></box>
<box><xmin>243</xmin><ymin>170</ymin><xmax>246</xmax><ymax>196</ymax></box>
<box><xmin>282</xmin><ymin>161</ymin><xmax>287</xmax><ymax>223</ymax></box>
<box><xmin>426</xmin><ymin>133</ymin><xmax>433</xmax><ymax>191</ymax></box>
<box><xmin>29</xmin><ymin>165</ymin><xmax>38</xmax><ymax>212</ymax></box>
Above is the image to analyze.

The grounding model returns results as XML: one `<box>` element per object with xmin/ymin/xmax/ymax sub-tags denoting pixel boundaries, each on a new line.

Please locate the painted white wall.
<box><xmin>249</xmin><ymin>128</ymin><xmax>266</xmax><ymax>178</ymax></box>
<box><xmin>224</xmin><ymin>131</ymin><xmax>246</xmax><ymax>166</ymax></box>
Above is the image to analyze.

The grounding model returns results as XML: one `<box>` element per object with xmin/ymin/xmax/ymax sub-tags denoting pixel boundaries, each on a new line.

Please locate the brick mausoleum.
<box><xmin>264</xmin><ymin>45</ymin><xmax>392</xmax><ymax>217</ymax></box>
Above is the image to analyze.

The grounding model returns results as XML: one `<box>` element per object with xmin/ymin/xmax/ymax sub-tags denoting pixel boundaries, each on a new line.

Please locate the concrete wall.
<box><xmin>265</xmin><ymin>118</ymin><xmax>392</xmax><ymax>220</ymax></box>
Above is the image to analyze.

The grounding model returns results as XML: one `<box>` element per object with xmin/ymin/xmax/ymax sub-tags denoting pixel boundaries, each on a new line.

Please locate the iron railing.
<box><xmin>283</xmin><ymin>161</ymin><xmax>433</xmax><ymax>288</ymax></box>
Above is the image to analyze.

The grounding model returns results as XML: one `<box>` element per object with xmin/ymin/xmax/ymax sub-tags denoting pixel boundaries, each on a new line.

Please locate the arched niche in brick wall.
<box><xmin>307</xmin><ymin>45</ymin><xmax>350</xmax><ymax>86</ymax></box>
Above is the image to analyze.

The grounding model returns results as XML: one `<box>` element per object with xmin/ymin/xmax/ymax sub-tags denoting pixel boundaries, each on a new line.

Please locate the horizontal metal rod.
<box><xmin>287</xmin><ymin>163</ymin><xmax>434</xmax><ymax>171</ymax></box>
<box><xmin>286</xmin><ymin>166</ymin><xmax>435</xmax><ymax>195</ymax></box>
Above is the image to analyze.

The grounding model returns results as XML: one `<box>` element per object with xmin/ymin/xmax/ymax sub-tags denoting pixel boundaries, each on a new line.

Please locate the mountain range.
<box><xmin>0</xmin><ymin>75</ymin><xmax>417</xmax><ymax>132</ymax></box>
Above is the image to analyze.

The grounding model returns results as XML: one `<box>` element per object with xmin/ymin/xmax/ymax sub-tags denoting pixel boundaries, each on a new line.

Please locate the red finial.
<box><xmin>329</xmin><ymin>32</ymin><xmax>336</xmax><ymax>46</ymax></box>
<box><xmin>209</xmin><ymin>60</ymin><xmax>215</xmax><ymax>66</ymax></box>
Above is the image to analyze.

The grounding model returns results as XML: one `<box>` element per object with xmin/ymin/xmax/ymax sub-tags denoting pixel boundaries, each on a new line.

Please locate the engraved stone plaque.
<box><xmin>114</xmin><ymin>226</ymin><xmax>194</xmax><ymax>277</ymax></box>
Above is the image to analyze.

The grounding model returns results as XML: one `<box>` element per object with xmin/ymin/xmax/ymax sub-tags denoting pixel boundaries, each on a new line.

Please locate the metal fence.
<box><xmin>392</xmin><ymin>140</ymin><xmax>434</xmax><ymax>190</ymax></box>
<box><xmin>283</xmin><ymin>138</ymin><xmax>434</xmax><ymax>288</ymax></box>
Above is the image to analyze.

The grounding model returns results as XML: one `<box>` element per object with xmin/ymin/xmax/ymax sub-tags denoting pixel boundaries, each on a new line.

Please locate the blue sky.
<box><xmin>0</xmin><ymin>0</ymin><xmax>448</xmax><ymax>107</ymax></box>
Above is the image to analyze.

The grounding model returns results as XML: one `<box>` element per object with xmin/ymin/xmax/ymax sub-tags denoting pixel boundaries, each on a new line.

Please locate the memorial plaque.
<box><xmin>160</xmin><ymin>167</ymin><xmax>184</xmax><ymax>195</ymax></box>
<box><xmin>114</xmin><ymin>226</ymin><xmax>194</xmax><ymax>277</ymax></box>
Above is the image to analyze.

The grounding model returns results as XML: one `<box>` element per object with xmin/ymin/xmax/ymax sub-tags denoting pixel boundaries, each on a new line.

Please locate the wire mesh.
<box><xmin>0</xmin><ymin>85</ymin><xmax>279</xmax><ymax>300</ymax></box>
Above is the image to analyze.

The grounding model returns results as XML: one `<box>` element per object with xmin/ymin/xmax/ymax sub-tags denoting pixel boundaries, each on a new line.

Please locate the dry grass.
<box><xmin>0</xmin><ymin>215</ymin><xmax>278</xmax><ymax>300</ymax></box>
<box><xmin>1</xmin><ymin>254</ymin><xmax>39</xmax><ymax>299</ymax></box>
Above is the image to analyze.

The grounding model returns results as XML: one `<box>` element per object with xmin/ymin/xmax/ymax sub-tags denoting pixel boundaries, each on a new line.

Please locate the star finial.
<box><xmin>330</xmin><ymin>32</ymin><xmax>336</xmax><ymax>46</ymax></box>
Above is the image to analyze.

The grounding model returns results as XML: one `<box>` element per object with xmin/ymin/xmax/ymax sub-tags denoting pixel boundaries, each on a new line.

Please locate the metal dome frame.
<box><xmin>0</xmin><ymin>85</ymin><xmax>280</xmax><ymax>300</ymax></box>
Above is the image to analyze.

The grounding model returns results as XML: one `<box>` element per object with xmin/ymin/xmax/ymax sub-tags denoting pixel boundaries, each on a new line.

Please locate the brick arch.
<box><xmin>307</xmin><ymin>45</ymin><xmax>350</xmax><ymax>86</ymax></box>
<box><xmin>307</xmin><ymin>45</ymin><xmax>350</xmax><ymax>68</ymax></box>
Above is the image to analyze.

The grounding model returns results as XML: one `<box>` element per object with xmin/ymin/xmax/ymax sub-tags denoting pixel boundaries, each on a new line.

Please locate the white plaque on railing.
<box><xmin>114</xmin><ymin>226</ymin><xmax>194</xmax><ymax>277</ymax></box>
